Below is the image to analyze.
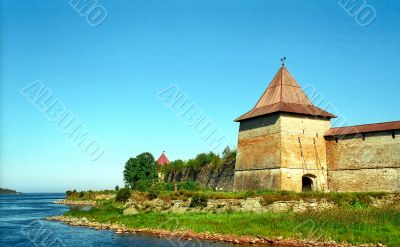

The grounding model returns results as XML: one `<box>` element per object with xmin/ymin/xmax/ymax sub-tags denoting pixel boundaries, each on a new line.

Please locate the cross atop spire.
<box><xmin>280</xmin><ymin>57</ymin><xmax>286</xmax><ymax>66</ymax></box>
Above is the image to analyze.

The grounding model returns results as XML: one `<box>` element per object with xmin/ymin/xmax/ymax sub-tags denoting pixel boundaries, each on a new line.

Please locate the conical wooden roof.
<box><xmin>156</xmin><ymin>151</ymin><xmax>170</xmax><ymax>166</ymax></box>
<box><xmin>235</xmin><ymin>66</ymin><xmax>335</xmax><ymax>122</ymax></box>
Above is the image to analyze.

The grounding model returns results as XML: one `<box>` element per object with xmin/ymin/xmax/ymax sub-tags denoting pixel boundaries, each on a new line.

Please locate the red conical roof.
<box><xmin>156</xmin><ymin>151</ymin><xmax>170</xmax><ymax>165</ymax></box>
<box><xmin>235</xmin><ymin>65</ymin><xmax>336</xmax><ymax>121</ymax></box>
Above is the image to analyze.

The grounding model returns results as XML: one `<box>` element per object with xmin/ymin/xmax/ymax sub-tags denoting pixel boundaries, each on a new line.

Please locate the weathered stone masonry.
<box><xmin>326</xmin><ymin>130</ymin><xmax>400</xmax><ymax>192</ymax></box>
<box><xmin>234</xmin><ymin>114</ymin><xmax>282</xmax><ymax>191</ymax></box>
<box><xmin>234</xmin><ymin>113</ymin><xmax>332</xmax><ymax>192</ymax></box>
<box><xmin>233</xmin><ymin>65</ymin><xmax>400</xmax><ymax>192</ymax></box>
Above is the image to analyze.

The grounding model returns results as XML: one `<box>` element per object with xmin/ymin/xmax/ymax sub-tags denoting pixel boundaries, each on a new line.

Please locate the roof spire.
<box><xmin>157</xmin><ymin>151</ymin><xmax>170</xmax><ymax>165</ymax></box>
<box><xmin>234</xmin><ymin>64</ymin><xmax>336</xmax><ymax>122</ymax></box>
<box><xmin>280</xmin><ymin>57</ymin><xmax>286</xmax><ymax>66</ymax></box>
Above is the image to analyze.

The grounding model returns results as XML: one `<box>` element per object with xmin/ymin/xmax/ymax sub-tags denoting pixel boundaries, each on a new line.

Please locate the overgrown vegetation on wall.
<box><xmin>116</xmin><ymin>147</ymin><xmax>237</xmax><ymax>194</ymax></box>
<box><xmin>161</xmin><ymin>146</ymin><xmax>236</xmax><ymax>190</ymax></box>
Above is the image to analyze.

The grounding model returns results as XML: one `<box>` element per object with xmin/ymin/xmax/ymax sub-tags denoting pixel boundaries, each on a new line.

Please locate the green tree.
<box><xmin>123</xmin><ymin>152</ymin><xmax>158</xmax><ymax>190</ymax></box>
<box><xmin>170</xmin><ymin>160</ymin><xmax>185</xmax><ymax>192</ymax></box>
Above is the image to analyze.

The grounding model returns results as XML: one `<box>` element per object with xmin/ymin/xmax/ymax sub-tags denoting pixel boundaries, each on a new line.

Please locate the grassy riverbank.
<box><xmin>65</xmin><ymin>200</ymin><xmax>400</xmax><ymax>246</ymax></box>
<box><xmin>66</xmin><ymin>188</ymin><xmax>390</xmax><ymax>205</ymax></box>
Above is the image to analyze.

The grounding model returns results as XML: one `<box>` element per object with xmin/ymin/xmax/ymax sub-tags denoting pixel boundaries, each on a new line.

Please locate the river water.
<box><xmin>0</xmin><ymin>193</ymin><xmax>234</xmax><ymax>247</ymax></box>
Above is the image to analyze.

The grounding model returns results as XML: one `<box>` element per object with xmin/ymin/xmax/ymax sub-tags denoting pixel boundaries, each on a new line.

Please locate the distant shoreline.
<box><xmin>0</xmin><ymin>188</ymin><xmax>18</xmax><ymax>194</ymax></box>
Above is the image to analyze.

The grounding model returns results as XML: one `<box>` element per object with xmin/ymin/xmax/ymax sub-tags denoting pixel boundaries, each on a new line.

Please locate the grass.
<box><xmin>66</xmin><ymin>186</ymin><xmax>392</xmax><ymax>205</ymax></box>
<box><xmin>65</xmin><ymin>201</ymin><xmax>400</xmax><ymax>246</ymax></box>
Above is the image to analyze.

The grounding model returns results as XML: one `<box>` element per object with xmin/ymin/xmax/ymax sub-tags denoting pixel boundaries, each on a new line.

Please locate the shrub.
<box><xmin>79</xmin><ymin>191</ymin><xmax>85</xmax><ymax>198</ymax></box>
<box><xmin>178</xmin><ymin>181</ymin><xmax>200</xmax><ymax>191</ymax></box>
<box><xmin>147</xmin><ymin>186</ymin><xmax>161</xmax><ymax>200</ymax></box>
<box><xmin>222</xmin><ymin>146</ymin><xmax>237</xmax><ymax>163</ymax></box>
<box><xmin>350</xmin><ymin>199</ymin><xmax>367</xmax><ymax>209</ymax></box>
<box><xmin>134</xmin><ymin>179</ymin><xmax>154</xmax><ymax>192</ymax></box>
<box><xmin>86</xmin><ymin>190</ymin><xmax>95</xmax><ymax>200</ymax></box>
<box><xmin>207</xmin><ymin>152</ymin><xmax>221</xmax><ymax>168</ymax></box>
<box><xmin>115</xmin><ymin>188</ymin><xmax>131</xmax><ymax>203</ymax></box>
<box><xmin>115</xmin><ymin>185</ymin><xmax>119</xmax><ymax>191</ymax></box>
<box><xmin>66</xmin><ymin>190</ymin><xmax>74</xmax><ymax>198</ymax></box>
<box><xmin>194</xmin><ymin>153</ymin><xmax>209</xmax><ymax>168</ymax></box>
<box><xmin>154</xmin><ymin>182</ymin><xmax>174</xmax><ymax>191</ymax></box>
<box><xmin>149</xmin><ymin>181</ymin><xmax>199</xmax><ymax>192</ymax></box>
<box><xmin>187</xmin><ymin>152</ymin><xmax>221</xmax><ymax>171</ymax></box>
<box><xmin>244</xmin><ymin>191</ymin><xmax>256</xmax><ymax>198</ymax></box>
<box><xmin>190</xmin><ymin>193</ymin><xmax>208</xmax><ymax>208</ymax></box>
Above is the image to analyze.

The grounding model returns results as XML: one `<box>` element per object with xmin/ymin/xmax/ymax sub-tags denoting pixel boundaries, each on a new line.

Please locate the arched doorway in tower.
<box><xmin>302</xmin><ymin>174</ymin><xmax>316</xmax><ymax>191</ymax></box>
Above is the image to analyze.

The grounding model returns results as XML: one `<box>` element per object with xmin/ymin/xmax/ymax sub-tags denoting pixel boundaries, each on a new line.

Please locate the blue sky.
<box><xmin>1</xmin><ymin>0</ymin><xmax>399</xmax><ymax>192</ymax></box>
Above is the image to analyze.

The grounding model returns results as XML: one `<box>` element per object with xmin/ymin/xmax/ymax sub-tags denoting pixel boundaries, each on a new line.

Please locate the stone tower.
<box><xmin>233</xmin><ymin>65</ymin><xmax>336</xmax><ymax>192</ymax></box>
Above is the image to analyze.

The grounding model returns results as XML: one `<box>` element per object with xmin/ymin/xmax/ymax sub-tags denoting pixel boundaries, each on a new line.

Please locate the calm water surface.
<box><xmin>0</xmin><ymin>193</ymin><xmax>235</xmax><ymax>247</ymax></box>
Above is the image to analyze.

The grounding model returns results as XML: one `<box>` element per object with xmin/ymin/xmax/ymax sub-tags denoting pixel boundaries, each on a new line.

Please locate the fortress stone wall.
<box><xmin>234</xmin><ymin>117</ymin><xmax>400</xmax><ymax>192</ymax></box>
<box><xmin>326</xmin><ymin>130</ymin><xmax>400</xmax><ymax>192</ymax></box>
<box><xmin>166</xmin><ymin>127</ymin><xmax>400</xmax><ymax>192</ymax></box>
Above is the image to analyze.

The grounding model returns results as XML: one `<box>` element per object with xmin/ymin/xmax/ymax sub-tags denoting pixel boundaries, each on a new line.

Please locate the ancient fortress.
<box><xmin>233</xmin><ymin>65</ymin><xmax>400</xmax><ymax>192</ymax></box>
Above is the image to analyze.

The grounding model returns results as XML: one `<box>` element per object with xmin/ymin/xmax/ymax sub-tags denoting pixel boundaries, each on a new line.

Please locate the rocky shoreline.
<box><xmin>123</xmin><ymin>194</ymin><xmax>399</xmax><ymax>215</ymax></box>
<box><xmin>50</xmin><ymin>195</ymin><xmax>397</xmax><ymax>246</ymax></box>
<box><xmin>123</xmin><ymin>197</ymin><xmax>337</xmax><ymax>215</ymax></box>
<box><xmin>46</xmin><ymin>215</ymin><xmax>379</xmax><ymax>247</ymax></box>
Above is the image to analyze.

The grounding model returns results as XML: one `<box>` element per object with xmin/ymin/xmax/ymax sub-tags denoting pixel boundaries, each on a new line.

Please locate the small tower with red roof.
<box><xmin>156</xmin><ymin>151</ymin><xmax>170</xmax><ymax>181</ymax></box>
<box><xmin>156</xmin><ymin>151</ymin><xmax>170</xmax><ymax>166</ymax></box>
